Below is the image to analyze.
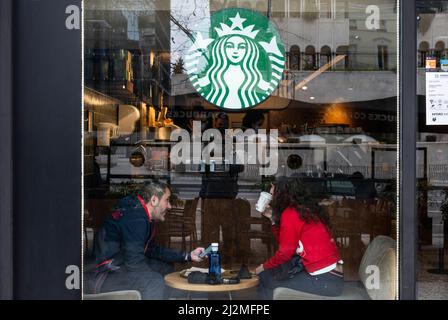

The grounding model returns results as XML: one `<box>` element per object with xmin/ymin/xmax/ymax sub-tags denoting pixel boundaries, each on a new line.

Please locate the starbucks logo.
<box><xmin>185</xmin><ymin>8</ymin><xmax>285</xmax><ymax>110</ymax></box>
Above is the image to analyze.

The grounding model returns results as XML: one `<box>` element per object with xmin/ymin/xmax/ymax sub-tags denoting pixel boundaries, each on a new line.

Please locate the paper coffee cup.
<box><xmin>256</xmin><ymin>192</ymin><xmax>272</xmax><ymax>212</ymax></box>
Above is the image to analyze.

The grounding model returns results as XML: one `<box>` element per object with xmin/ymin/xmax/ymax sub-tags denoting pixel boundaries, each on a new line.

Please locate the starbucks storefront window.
<box><xmin>416</xmin><ymin>0</ymin><xmax>448</xmax><ymax>300</ymax></box>
<box><xmin>83</xmin><ymin>0</ymin><xmax>399</xmax><ymax>300</ymax></box>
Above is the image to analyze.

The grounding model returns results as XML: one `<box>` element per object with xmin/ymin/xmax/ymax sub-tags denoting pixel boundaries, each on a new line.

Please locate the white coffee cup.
<box><xmin>256</xmin><ymin>192</ymin><xmax>273</xmax><ymax>213</ymax></box>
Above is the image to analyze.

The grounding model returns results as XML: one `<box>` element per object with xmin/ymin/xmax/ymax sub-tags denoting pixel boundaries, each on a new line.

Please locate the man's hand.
<box><xmin>255</xmin><ymin>264</ymin><xmax>264</xmax><ymax>275</ymax></box>
<box><xmin>190</xmin><ymin>247</ymin><xmax>206</xmax><ymax>262</ymax></box>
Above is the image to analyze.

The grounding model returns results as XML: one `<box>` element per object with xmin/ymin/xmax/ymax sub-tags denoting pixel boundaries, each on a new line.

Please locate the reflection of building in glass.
<box><xmin>171</xmin><ymin>0</ymin><xmax>399</xmax><ymax>105</ymax></box>
<box><xmin>417</xmin><ymin>1</ymin><xmax>448</xmax><ymax>68</ymax></box>
<box><xmin>222</xmin><ymin>0</ymin><xmax>398</xmax><ymax>72</ymax></box>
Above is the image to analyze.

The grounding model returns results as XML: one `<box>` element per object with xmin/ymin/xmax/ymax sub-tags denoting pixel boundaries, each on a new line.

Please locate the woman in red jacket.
<box><xmin>255</xmin><ymin>176</ymin><xmax>344</xmax><ymax>299</ymax></box>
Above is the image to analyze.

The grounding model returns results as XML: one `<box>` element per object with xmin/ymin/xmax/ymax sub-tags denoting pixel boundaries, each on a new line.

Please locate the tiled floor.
<box><xmin>417</xmin><ymin>246</ymin><xmax>448</xmax><ymax>300</ymax></box>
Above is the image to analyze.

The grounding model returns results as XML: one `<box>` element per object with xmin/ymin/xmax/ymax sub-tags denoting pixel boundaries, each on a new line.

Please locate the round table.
<box><xmin>164</xmin><ymin>272</ymin><xmax>259</xmax><ymax>300</ymax></box>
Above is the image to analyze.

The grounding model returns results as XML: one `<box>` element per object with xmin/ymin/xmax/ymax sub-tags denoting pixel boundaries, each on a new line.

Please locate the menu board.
<box><xmin>426</xmin><ymin>72</ymin><xmax>448</xmax><ymax>125</ymax></box>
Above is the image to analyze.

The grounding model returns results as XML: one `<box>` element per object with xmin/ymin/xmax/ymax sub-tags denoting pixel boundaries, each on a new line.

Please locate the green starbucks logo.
<box><xmin>185</xmin><ymin>8</ymin><xmax>285</xmax><ymax>110</ymax></box>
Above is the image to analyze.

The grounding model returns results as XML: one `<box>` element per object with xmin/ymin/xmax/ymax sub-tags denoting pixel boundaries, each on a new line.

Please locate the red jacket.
<box><xmin>263</xmin><ymin>206</ymin><xmax>340</xmax><ymax>274</ymax></box>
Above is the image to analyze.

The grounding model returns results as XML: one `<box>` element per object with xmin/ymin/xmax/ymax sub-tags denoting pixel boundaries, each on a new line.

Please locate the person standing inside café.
<box><xmin>200</xmin><ymin>112</ymin><xmax>245</xmax><ymax>266</ymax></box>
<box><xmin>255</xmin><ymin>176</ymin><xmax>344</xmax><ymax>300</ymax></box>
<box><xmin>242</xmin><ymin>109</ymin><xmax>265</xmax><ymax>132</ymax></box>
<box><xmin>186</xmin><ymin>105</ymin><xmax>213</xmax><ymax>136</ymax></box>
<box><xmin>88</xmin><ymin>180</ymin><xmax>206</xmax><ymax>299</ymax></box>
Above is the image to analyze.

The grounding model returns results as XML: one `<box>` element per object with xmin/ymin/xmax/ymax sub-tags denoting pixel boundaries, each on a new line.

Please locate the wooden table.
<box><xmin>164</xmin><ymin>272</ymin><xmax>259</xmax><ymax>300</ymax></box>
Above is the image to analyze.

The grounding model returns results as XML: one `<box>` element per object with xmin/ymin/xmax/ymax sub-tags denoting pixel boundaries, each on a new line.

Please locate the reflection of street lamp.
<box><xmin>149</xmin><ymin>51</ymin><xmax>155</xmax><ymax>68</ymax></box>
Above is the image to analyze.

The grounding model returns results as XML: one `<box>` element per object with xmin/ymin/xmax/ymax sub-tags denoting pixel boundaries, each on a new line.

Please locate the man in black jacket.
<box><xmin>88</xmin><ymin>180</ymin><xmax>205</xmax><ymax>299</ymax></box>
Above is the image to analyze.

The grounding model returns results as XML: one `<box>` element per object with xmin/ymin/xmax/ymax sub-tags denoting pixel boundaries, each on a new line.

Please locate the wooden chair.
<box><xmin>157</xmin><ymin>198</ymin><xmax>199</xmax><ymax>252</ymax></box>
<box><xmin>326</xmin><ymin>200</ymin><xmax>366</xmax><ymax>280</ymax></box>
<box><xmin>84</xmin><ymin>197</ymin><xmax>118</xmax><ymax>232</ymax></box>
<box><xmin>326</xmin><ymin>198</ymin><xmax>393</xmax><ymax>280</ymax></box>
<box><xmin>236</xmin><ymin>198</ymin><xmax>276</xmax><ymax>265</ymax></box>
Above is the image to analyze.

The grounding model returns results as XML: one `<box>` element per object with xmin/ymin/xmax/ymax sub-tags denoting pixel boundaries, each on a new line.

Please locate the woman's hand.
<box><xmin>255</xmin><ymin>264</ymin><xmax>264</xmax><ymax>275</ymax></box>
<box><xmin>262</xmin><ymin>206</ymin><xmax>273</xmax><ymax>222</ymax></box>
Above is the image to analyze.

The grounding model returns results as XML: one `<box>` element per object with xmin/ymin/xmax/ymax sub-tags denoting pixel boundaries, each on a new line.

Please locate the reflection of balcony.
<box><xmin>290</xmin><ymin>70</ymin><xmax>396</xmax><ymax>103</ymax></box>
<box><xmin>171</xmin><ymin>71</ymin><xmax>396</xmax><ymax>104</ymax></box>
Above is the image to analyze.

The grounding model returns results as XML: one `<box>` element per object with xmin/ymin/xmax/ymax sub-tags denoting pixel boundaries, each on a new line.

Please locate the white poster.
<box><xmin>426</xmin><ymin>72</ymin><xmax>448</xmax><ymax>125</ymax></box>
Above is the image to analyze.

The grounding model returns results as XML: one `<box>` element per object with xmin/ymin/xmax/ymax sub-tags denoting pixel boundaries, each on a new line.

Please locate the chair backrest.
<box><xmin>358</xmin><ymin>235</ymin><xmax>397</xmax><ymax>300</ymax></box>
<box><xmin>234</xmin><ymin>198</ymin><xmax>251</xmax><ymax>217</ymax></box>
<box><xmin>183</xmin><ymin>198</ymin><xmax>199</xmax><ymax>220</ymax></box>
<box><xmin>234</xmin><ymin>198</ymin><xmax>271</xmax><ymax>232</ymax></box>
<box><xmin>160</xmin><ymin>198</ymin><xmax>198</xmax><ymax>233</ymax></box>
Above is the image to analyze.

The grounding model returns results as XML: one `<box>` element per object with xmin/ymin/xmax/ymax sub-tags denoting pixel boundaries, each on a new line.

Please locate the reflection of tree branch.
<box><xmin>171</xmin><ymin>7</ymin><xmax>213</xmax><ymax>65</ymax></box>
<box><xmin>193</xmin><ymin>0</ymin><xmax>198</xmax><ymax>16</ymax></box>
<box><xmin>170</xmin><ymin>13</ymin><xmax>194</xmax><ymax>42</ymax></box>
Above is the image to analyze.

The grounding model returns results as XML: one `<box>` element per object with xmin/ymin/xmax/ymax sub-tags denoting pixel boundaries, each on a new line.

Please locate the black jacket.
<box><xmin>199</xmin><ymin>163</ymin><xmax>244</xmax><ymax>199</ymax></box>
<box><xmin>93</xmin><ymin>196</ymin><xmax>189</xmax><ymax>272</ymax></box>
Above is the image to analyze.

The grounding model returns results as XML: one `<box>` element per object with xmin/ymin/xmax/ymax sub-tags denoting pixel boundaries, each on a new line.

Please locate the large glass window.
<box><xmin>83</xmin><ymin>0</ymin><xmax>399</xmax><ymax>300</ymax></box>
<box><xmin>416</xmin><ymin>0</ymin><xmax>448</xmax><ymax>300</ymax></box>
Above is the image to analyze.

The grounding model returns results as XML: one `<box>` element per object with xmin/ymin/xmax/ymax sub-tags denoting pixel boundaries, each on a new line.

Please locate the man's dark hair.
<box><xmin>138</xmin><ymin>180</ymin><xmax>170</xmax><ymax>202</ymax></box>
<box><xmin>242</xmin><ymin>110</ymin><xmax>265</xmax><ymax>129</ymax></box>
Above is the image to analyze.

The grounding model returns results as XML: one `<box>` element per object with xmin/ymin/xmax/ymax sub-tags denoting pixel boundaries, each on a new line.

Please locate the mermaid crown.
<box><xmin>215</xmin><ymin>12</ymin><xmax>260</xmax><ymax>39</ymax></box>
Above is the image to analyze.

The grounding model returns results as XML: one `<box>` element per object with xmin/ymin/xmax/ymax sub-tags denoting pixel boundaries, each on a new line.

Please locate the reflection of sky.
<box><xmin>122</xmin><ymin>10</ymin><xmax>140</xmax><ymax>41</ymax></box>
<box><xmin>170</xmin><ymin>0</ymin><xmax>211</xmax><ymax>67</ymax></box>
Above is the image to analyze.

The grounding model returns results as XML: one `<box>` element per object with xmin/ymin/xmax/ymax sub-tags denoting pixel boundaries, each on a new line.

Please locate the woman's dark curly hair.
<box><xmin>271</xmin><ymin>176</ymin><xmax>330</xmax><ymax>227</ymax></box>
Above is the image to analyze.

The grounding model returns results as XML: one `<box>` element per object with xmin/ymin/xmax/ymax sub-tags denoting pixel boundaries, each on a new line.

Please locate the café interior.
<box><xmin>82</xmin><ymin>0</ymin><xmax>448</xmax><ymax>299</ymax></box>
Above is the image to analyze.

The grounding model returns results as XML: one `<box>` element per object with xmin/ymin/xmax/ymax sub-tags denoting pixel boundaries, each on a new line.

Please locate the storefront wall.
<box><xmin>4</xmin><ymin>0</ymin><xmax>82</xmax><ymax>299</ymax></box>
<box><xmin>1</xmin><ymin>0</ymin><xmax>446</xmax><ymax>300</ymax></box>
<box><xmin>82</xmin><ymin>0</ymin><xmax>401</xmax><ymax>300</ymax></box>
<box><xmin>0</xmin><ymin>0</ymin><xmax>14</xmax><ymax>300</ymax></box>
